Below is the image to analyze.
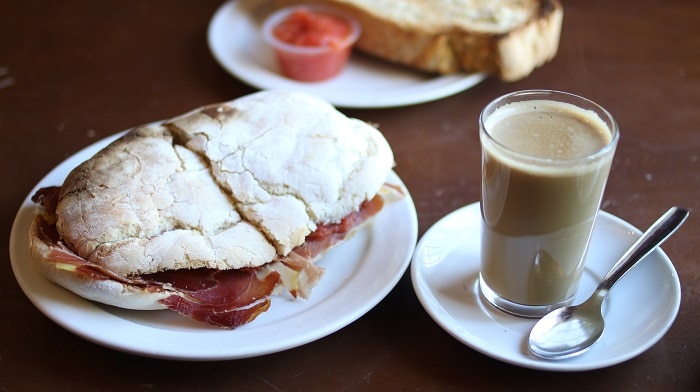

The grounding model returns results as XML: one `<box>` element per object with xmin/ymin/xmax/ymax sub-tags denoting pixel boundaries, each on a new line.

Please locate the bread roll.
<box><xmin>35</xmin><ymin>89</ymin><xmax>393</xmax><ymax>274</ymax></box>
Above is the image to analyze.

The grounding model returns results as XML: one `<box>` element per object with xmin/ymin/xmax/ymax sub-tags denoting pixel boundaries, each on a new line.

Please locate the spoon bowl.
<box><xmin>528</xmin><ymin>207</ymin><xmax>689</xmax><ymax>360</ymax></box>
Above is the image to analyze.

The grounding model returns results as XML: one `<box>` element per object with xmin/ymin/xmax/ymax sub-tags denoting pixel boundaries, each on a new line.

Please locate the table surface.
<box><xmin>2</xmin><ymin>0</ymin><xmax>698</xmax><ymax>390</ymax></box>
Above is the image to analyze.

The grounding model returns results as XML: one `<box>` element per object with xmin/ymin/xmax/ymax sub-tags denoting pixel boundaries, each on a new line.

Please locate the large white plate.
<box><xmin>207</xmin><ymin>0</ymin><xmax>486</xmax><ymax>108</ymax></box>
<box><xmin>10</xmin><ymin>132</ymin><xmax>418</xmax><ymax>360</ymax></box>
<box><xmin>411</xmin><ymin>202</ymin><xmax>682</xmax><ymax>371</ymax></box>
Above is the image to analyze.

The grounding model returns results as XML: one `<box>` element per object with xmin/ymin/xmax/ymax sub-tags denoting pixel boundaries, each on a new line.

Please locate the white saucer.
<box><xmin>207</xmin><ymin>0</ymin><xmax>486</xmax><ymax>108</ymax></box>
<box><xmin>411</xmin><ymin>202</ymin><xmax>681</xmax><ymax>371</ymax></box>
<box><xmin>10</xmin><ymin>132</ymin><xmax>418</xmax><ymax>360</ymax></box>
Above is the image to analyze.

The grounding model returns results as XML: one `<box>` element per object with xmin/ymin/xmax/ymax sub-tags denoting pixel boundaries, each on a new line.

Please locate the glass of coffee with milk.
<box><xmin>478</xmin><ymin>90</ymin><xmax>619</xmax><ymax>318</ymax></box>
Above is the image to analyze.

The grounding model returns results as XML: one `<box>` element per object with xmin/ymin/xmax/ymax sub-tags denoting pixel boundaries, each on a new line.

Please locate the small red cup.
<box><xmin>262</xmin><ymin>4</ymin><xmax>361</xmax><ymax>82</ymax></box>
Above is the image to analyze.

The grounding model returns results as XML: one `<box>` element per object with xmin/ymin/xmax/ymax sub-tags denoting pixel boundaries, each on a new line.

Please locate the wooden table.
<box><xmin>1</xmin><ymin>1</ymin><xmax>698</xmax><ymax>390</ymax></box>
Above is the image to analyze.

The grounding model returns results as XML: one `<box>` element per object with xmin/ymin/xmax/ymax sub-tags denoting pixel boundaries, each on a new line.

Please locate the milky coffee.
<box><xmin>478</xmin><ymin>92</ymin><xmax>618</xmax><ymax>317</ymax></box>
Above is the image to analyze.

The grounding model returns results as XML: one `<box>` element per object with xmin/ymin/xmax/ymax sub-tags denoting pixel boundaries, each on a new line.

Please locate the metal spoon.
<box><xmin>528</xmin><ymin>206</ymin><xmax>689</xmax><ymax>360</ymax></box>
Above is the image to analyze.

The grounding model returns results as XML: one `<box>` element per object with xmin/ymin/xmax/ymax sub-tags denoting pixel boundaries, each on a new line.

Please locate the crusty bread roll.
<box><xmin>272</xmin><ymin>0</ymin><xmax>563</xmax><ymax>81</ymax></box>
<box><xmin>28</xmin><ymin>90</ymin><xmax>395</xmax><ymax>323</ymax></box>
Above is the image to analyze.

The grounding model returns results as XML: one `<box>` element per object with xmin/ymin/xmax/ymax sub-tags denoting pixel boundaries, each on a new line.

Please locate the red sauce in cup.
<box><xmin>273</xmin><ymin>9</ymin><xmax>352</xmax><ymax>48</ymax></box>
<box><xmin>262</xmin><ymin>6</ymin><xmax>360</xmax><ymax>82</ymax></box>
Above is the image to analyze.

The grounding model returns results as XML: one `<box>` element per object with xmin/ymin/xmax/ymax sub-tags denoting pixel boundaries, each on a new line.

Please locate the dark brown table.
<box><xmin>2</xmin><ymin>1</ymin><xmax>698</xmax><ymax>390</ymax></box>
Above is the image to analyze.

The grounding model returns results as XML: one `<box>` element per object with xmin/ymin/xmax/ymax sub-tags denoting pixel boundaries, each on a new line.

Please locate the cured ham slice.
<box><xmin>148</xmin><ymin>269</ymin><xmax>280</xmax><ymax>328</ymax></box>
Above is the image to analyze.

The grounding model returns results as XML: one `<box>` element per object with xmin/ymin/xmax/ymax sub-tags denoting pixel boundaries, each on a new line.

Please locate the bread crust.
<box><xmin>272</xmin><ymin>0</ymin><xmax>563</xmax><ymax>81</ymax></box>
<box><xmin>45</xmin><ymin>91</ymin><xmax>393</xmax><ymax>277</ymax></box>
<box><xmin>56</xmin><ymin>123</ymin><xmax>278</xmax><ymax>276</ymax></box>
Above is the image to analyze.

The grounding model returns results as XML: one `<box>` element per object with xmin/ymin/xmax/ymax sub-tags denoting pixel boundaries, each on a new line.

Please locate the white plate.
<box><xmin>207</xmin><ymin>0</ymin><xmax>486</xmax><ymax>108</ymax></box>
<box><xmin>411</xmin><ymin>202</ymin><xmax>681</xmax><ymax>371</ymax></box>
<box><xmin>9</xmin><ymin>132</ymin><xmax>418</xmax><ymax>360</ymax></box>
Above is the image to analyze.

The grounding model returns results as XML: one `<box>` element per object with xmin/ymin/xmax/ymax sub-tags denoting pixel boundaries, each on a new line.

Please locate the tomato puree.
<box><xmin>263</xmin><ymin>6</ymin><xmax>360</xmax><ymax>82</ymax></box>
<box><xmin>273</xmin><ymin>9</ymin><xmax>353</xmax><ymax>48</ymax></box>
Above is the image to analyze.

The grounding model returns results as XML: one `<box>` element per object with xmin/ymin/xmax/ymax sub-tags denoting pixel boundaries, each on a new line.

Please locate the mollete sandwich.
<box><xmin>29</xmin><ymin>90</ymin><xmax>397</xmax><ymax>328</ymax></box>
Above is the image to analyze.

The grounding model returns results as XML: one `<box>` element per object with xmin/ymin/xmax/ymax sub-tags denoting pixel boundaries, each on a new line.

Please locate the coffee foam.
<box><xmin>482</xmin><ymin>99</ymin><xmax>614</xmax><ymax>176</ymax></box>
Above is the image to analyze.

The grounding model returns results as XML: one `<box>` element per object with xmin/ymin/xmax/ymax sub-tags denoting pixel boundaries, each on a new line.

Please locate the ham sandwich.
<box><xmin>28</xmin><ymin>91</ymin><xmax>396</xmax><ymax>328</ymax></box>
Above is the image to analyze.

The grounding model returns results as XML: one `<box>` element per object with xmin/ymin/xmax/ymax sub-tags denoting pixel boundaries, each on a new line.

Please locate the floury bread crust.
<box><xmin>272</xmin><ymin>0</ymin><xmax>563</xmax><ymax>81</ymax></box>
<box><xmin>53</xmin><ymin>90</ymin><xmax>394</xmax><ymax>277</ymax></box>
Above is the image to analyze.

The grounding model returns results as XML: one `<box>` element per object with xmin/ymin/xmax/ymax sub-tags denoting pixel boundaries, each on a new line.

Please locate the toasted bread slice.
<box><xmin>272</xmin><ymin>0</ymin><xmax>563</xmax><ymax>81</ymax></box>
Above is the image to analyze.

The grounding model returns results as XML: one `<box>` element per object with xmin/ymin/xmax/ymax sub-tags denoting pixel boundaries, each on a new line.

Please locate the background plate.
<box><xmin>207</xmin><ymin>0</ymin><xmax>486</xmax><ymax>108</ymax></box>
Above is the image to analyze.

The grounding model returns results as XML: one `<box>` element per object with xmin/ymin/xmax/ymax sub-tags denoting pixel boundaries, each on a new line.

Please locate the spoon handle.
<box><xmin>597</xmin><ymin>207</ymin><xmax>689</xmax><ymax>292</ymax></box>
